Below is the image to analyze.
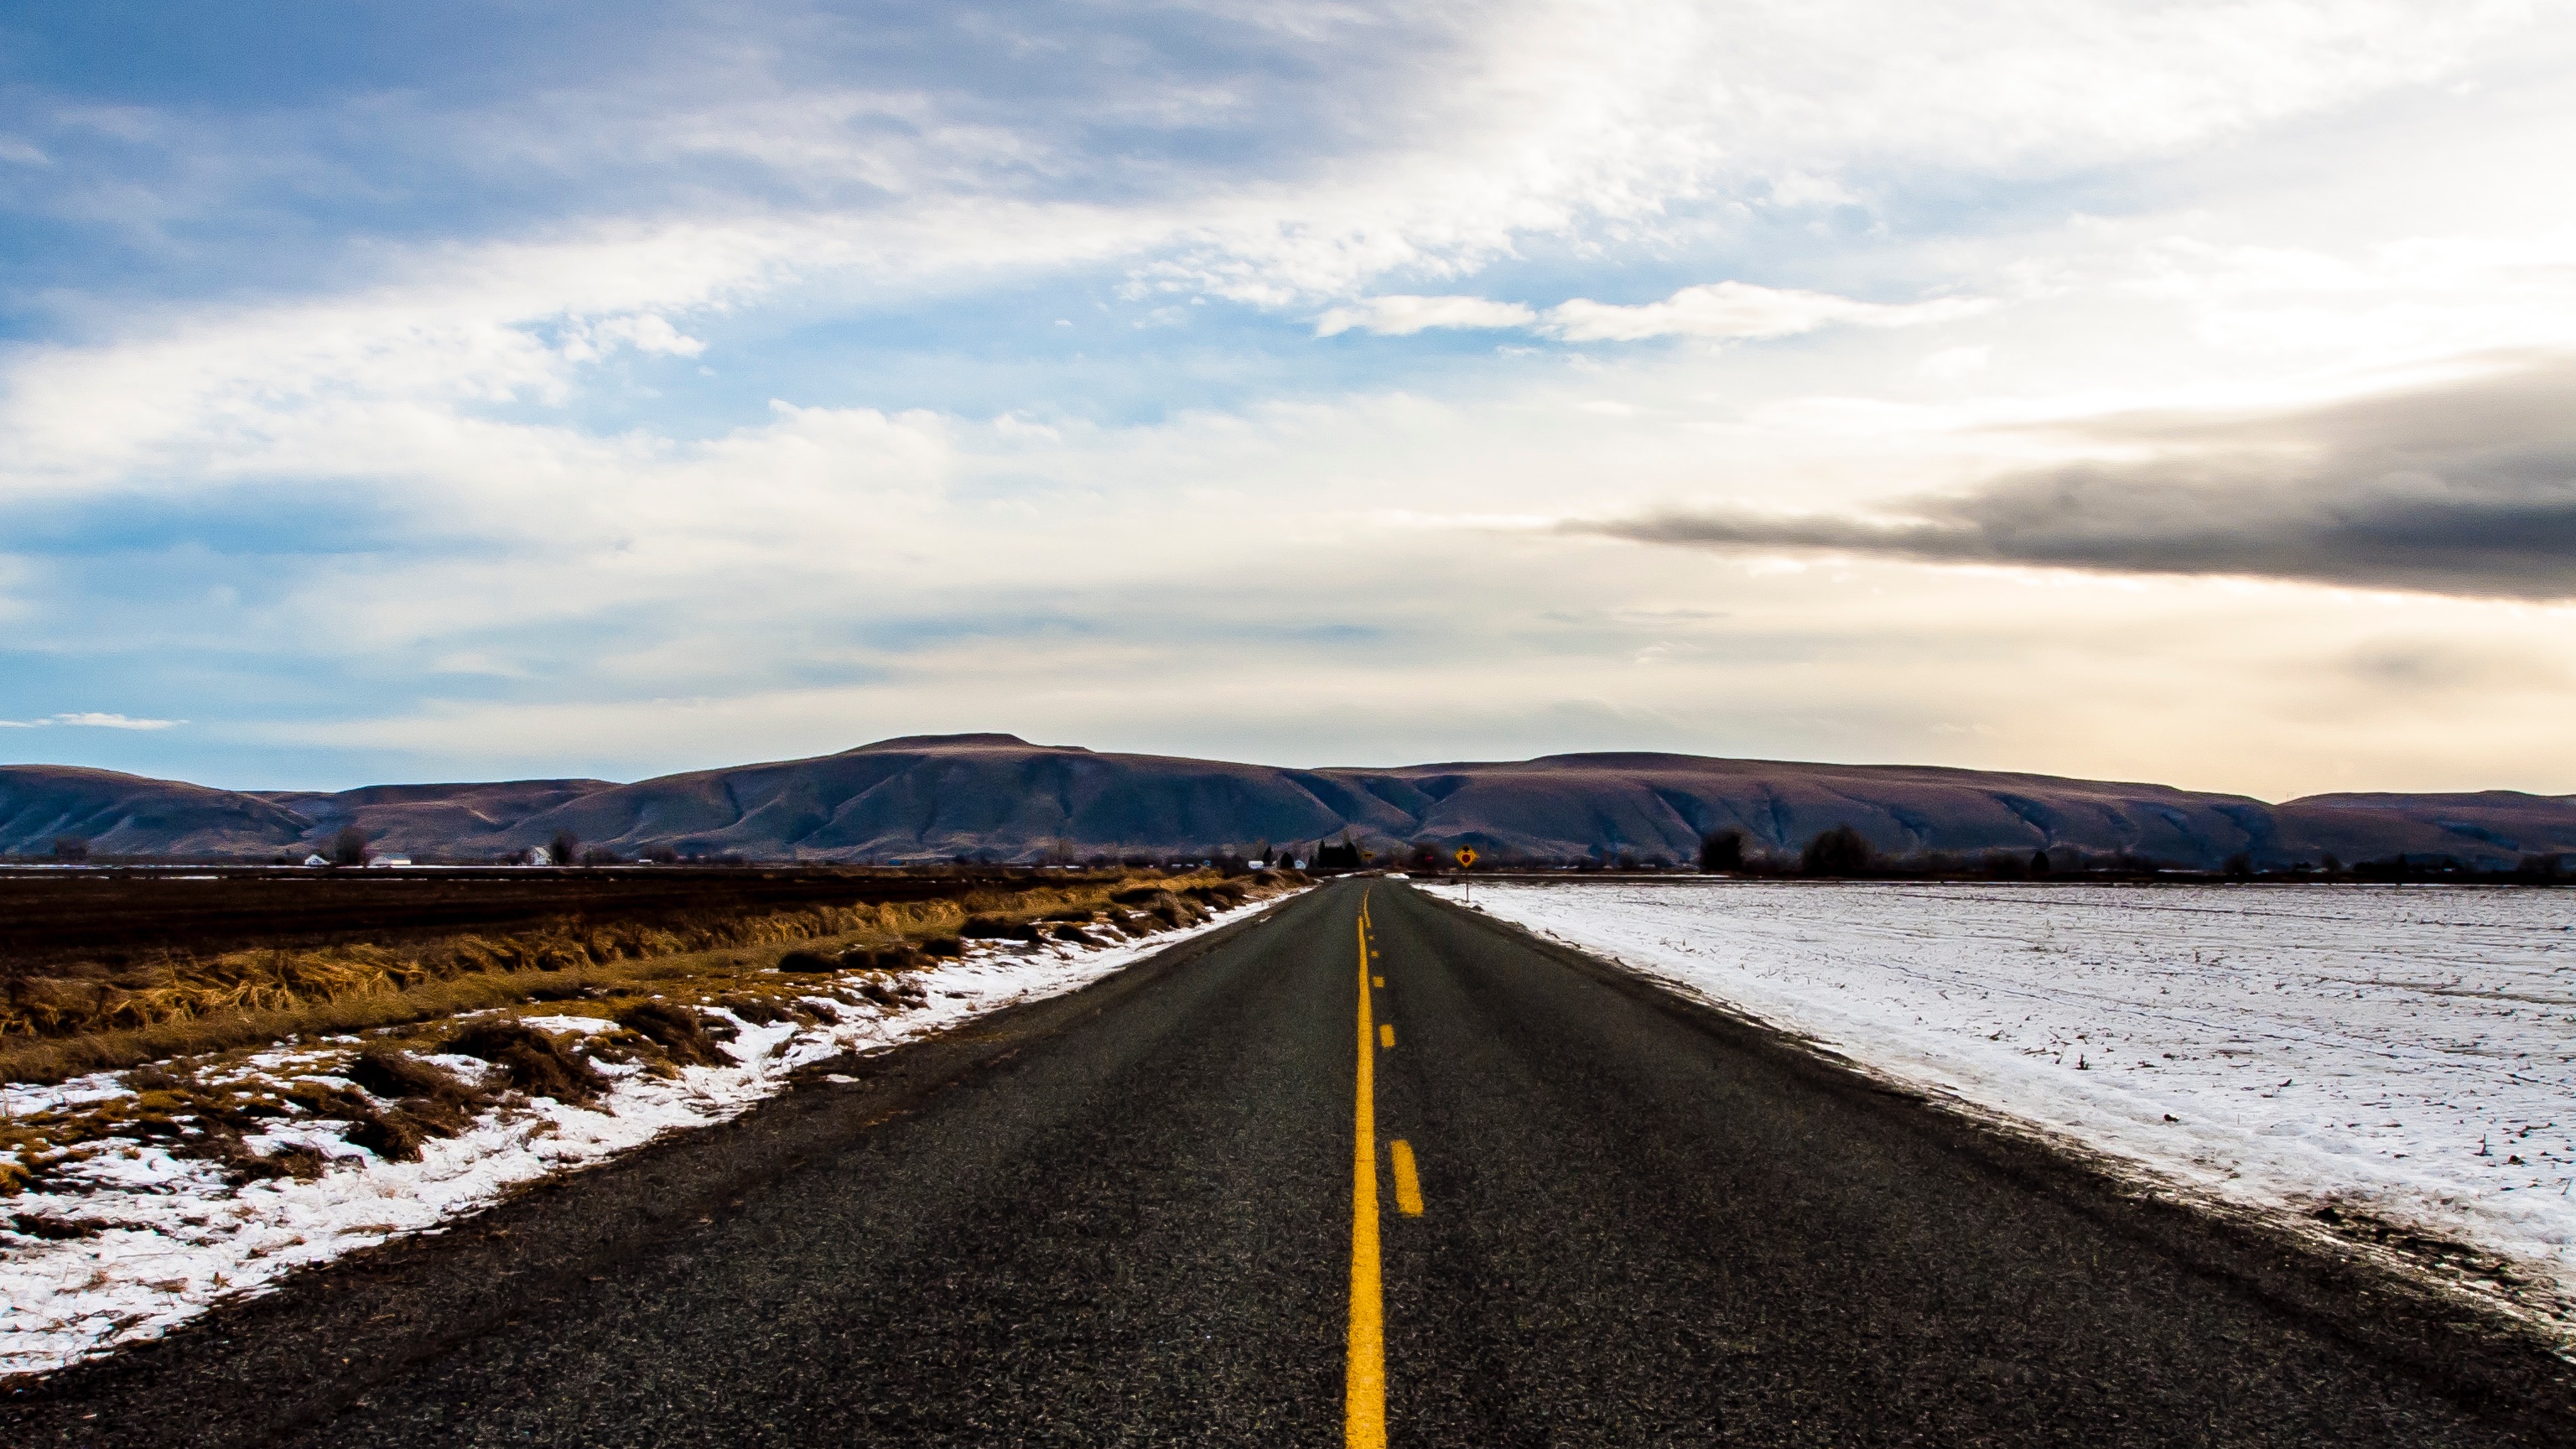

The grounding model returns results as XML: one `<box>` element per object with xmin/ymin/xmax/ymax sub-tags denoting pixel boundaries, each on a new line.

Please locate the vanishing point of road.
<box><xmin>11</xmin><ymin>880</ymin><xmax>2574</xmax><ymax>1446</ymax></box>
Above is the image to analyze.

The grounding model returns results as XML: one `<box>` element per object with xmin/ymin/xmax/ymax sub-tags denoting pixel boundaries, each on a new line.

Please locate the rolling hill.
<box><xmin>4</xmin><ymin>736</ymin><xmax>2573</xmax><ymax>870</ymax></box>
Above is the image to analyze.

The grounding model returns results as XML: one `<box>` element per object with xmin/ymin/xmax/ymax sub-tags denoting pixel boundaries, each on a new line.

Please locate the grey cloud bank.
<box><xmin>1584</xmin><ymin>355</ymin><xmax>2576</xmax><ymax>600</ymax></box>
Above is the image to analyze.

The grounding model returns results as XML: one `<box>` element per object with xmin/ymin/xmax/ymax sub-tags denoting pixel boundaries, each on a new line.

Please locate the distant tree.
<box><xmin>50</xmin><ymin>836</ymin><xmax>90</xmax><ymax>863</ymax></box>
<box><xmin>643</xmin><ymin>844</ymin><xmax>681</xmax><ymax>865</ymax></box>
<box><xmin>1697</xmin><ymin>828</ymin><xmax>1746</xmax><ymax>873</ymax></box>
<box><xmin>1984</xmin><ymin>850</ymin><xmax>2026</xmax><ymax>880</ymax></box>
<box><xmin>326</xmin><ymin>826</ymin><xmax>370</xmax><ymax>868</ymax></box>
<box><xmin>2028</xmin><ymin>849</ymin><xmax>2053</xmax><ymax>878</ymax></box>
<box><xmin>2320</xmin><ymin>852</ymin><xmax>2342</xmax><ymax>876</ymax></box>
<box><xmin>581</xmin><ymin>845</ymin><xmax>621</xmax><ymax>866</ymax></box>
<box><xmin>1800</xmin><ymin>824</ymin><xmax>1874</xmax><ymax>877</ymax></box>
<box><xmin>549</xmin><ymin>831</ymin><xmax>583</xmax><ymax>869</ymax></box>
<box><xmin>2517</xmin><ymin>852</ymin><xmax>2564</xmax><ymax>880</ymax></box>
<box><xmin>2222</xmin><ymin>851</ymin><xmax>2255</xmax><ymax>879</ymax></box>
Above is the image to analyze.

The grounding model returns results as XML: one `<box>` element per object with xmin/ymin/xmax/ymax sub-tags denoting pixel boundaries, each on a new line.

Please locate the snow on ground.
<box><xmin>1426</xmin><ymin>880</ymin><xmax>2576</xmax><ymax>1326</ymax></box>
<box><xmin>0</xmin><ymin>894</ymin><xmax>1292</xmax><ymax>1379</ymax></box>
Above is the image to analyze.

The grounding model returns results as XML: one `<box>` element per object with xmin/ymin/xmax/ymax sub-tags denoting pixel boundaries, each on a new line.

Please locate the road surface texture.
<box><xmin>10</xmin><ymin>880</ymin><xmax>2573</xmax><ymax>1446</ymax></box>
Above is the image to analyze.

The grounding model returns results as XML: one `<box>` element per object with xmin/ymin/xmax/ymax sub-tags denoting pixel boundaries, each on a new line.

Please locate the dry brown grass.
<box><xmin>0</xmin><ymin>869</ymin><xmax>1306</xmax><ymax>1197</ymax></box>
<box><xmin>0</xmin><ymin>870</ymin><xmax>1268</xmax><ymax>1086</ymax></box>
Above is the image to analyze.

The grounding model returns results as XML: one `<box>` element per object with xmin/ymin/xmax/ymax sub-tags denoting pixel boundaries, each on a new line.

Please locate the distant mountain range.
<box><xmin>5</xmin><ymin>733</ymin><xmax>2574</xmax><ymax>870</ymax></box>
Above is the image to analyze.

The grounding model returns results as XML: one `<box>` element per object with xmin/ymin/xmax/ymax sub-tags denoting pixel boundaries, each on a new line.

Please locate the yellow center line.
<box><xmin>1348</xmin><ymin>890</ymin><xmax>1385</xmax><ymax>1448</ymax></box>
<box><xmin>1390</xmin><ymin>1140</ymin><xmax>1424</xmax><ymax>1217</ymax></box>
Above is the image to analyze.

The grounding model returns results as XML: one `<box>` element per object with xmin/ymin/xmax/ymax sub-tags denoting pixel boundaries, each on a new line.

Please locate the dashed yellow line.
<box><xmin>1379</xmin><ymin>1023</ymin><xmax>1395</xmax><ymax>1049</ymax></box>
<box><xmin>1348</xmin><ymin>891</ymin><xmax>1384</xmax><ymax>1448</ymax></box>
<box><xmin>1390</xmin><ymin>1140</ymin><xmax>1424</xmax><ymax>1217</ymax></box>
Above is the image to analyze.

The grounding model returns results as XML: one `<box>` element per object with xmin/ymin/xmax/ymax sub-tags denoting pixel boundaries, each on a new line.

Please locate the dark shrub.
<box><xmin>262</xmin><ymin>1143</ymin><xmax>331</xmax><ymax>1181</ymax></box>
<box><xmin>1698</xmin><ymin>828</ymin><xmax>1746</xmax><ymax>873</ymax></box>
<box><xmin>776</xmin><ymin>948</ymin><xmax>841</xmax><ymax>974</ymax></box>
<box><xmin>347</xmin><ymin>1112</ymin><xmax>429</xmax><ymax>1162</ymax></box>
<box><xmin>1800</xmin><ymin>825</ymin><xmax>1875</xmax><ymax>877</ymax></box>
<box><xmin>921</xmin><ymin>937</ymin><xmax>964</xmax><ymax>958</ymax></box>
<box><xmin>839</xmin><ymin>945</ymin><xmax>923</xmax><ymax>971</ymax></box>
<box><xmin>961</xmin><ymin>915</ymin><xmax>1040</xmax><ymax>941</ymax></box>
<box><xmin>1052</xmin><ymin>924</ymin><xmax>1098</xmax><ymax>945</ymax></box>
<box><xmin>445</xmin><ymin>1021</ymin><xmax>610</xmax><ymax>1104</ymax></box>
<box><xmin>347</xmin><ymin>1048</ymin><xmax>476</xmax><ymax>1105</ymax></box>
<box><xmin>612</xmin><ymin>1000</ymin><xmax>733</xmax><ymax>1067</ymax></box>
<box><xmin>722</xmin><ymin>998</ymin><xmax>786</xmax><ymax>1026</ymax></box>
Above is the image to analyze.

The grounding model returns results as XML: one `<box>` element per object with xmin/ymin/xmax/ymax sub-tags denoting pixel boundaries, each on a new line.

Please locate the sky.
<box><xmin>3</xmin><ymin>0</ymin><xmax>2573</xmax><ymax>797</ymax></box>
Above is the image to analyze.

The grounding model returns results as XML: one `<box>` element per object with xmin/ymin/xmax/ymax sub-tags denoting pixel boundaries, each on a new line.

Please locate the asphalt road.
<box><xmin>11</xmin><ymin>879</ymin><xmax>2574</xmax><ymax>1446</ymax></box>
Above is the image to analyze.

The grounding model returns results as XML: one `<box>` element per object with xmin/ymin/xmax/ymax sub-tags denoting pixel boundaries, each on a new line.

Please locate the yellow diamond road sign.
<box><xmin>1454</xmin><ymin>846</ymin><xmax>1478</xmax><ymax>868</ymax></box>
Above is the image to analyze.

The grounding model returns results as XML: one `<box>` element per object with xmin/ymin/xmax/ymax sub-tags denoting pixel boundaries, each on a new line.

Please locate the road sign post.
<box><xmin>1454</xmin><ymin>846</ymin><xmax>1478</xmax><ymax>904</ymax></box>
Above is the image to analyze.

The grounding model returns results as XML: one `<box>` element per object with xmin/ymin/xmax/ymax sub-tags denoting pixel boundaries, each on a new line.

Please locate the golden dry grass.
<box><xmin>0</xmin><ymin>870</ymin><xmax>1257</xmax><ymax>1086</ymax></box>
<box><xmin>0</xmin><ymin>869</ymin><xmax>1296</xmax><ymax>1196</ymax></box>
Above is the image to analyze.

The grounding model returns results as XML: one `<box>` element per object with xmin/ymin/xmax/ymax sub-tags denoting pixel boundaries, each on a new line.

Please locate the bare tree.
<box><xmin>327</xmin><ymin>826</ymin><xmax>369</xmax><ymax>868</ymax></box>
<box><xmin>50</xmin><ymin>836</ymin><xmax>90</xmax><ymax>863</ymax></box>
<box><xmin>1800</xmin><ymin>824</ymin><xmax>1874</xmax><ymax>877</ymax></box>
<box><xmin>549</xmin><ymin>831</ymin><xmax>582</xmax><ymax>869</ymax></box>
<box><xmin>1697</xmin><ymin>828</ymin><xmax>1745</xmax><ymax>873</ymax></box>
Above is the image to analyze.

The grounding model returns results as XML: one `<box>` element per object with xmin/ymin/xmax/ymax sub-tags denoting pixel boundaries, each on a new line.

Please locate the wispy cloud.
<box><xmin>1317</xmin><ymin>282</ymin><xmax>1987</xmax><ymax>341</ymax></box>
<box><xmin>1546</xmin><ymin>283</ymin><xmax>1989</xmax><ymax>342</ymax></box>
<box><xmin>1316</xmin><ymin>294</ymin><xmax>1539</xmax><ymax>337</ymax></box>
<box><xmin>0</xmin><ymin>713</ymin><xmax>187</xmax><ymax>730</ymax></box>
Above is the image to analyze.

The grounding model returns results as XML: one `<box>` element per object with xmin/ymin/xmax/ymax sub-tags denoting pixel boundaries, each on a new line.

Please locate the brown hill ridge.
<box><xmin>4</xmin><ymin>735</ymin><xmax>2573</xmax><ymax>869</ymax></box>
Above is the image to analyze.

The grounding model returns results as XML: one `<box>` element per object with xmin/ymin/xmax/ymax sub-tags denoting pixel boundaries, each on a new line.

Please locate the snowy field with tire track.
<box><xmin>1425</xmin><ymin>879</ymin><xmax>2576</xmax><ymax>1332</ymax></box>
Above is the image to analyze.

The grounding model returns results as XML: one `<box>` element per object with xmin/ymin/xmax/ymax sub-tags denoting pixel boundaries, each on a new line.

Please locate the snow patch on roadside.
<box><xmin>1426</xmin><ymin>880</ymin><xmax>2576</xmax><ymax>1328</ymax></box>
<box><xmin>0</xmin><ymin>895</ymin><xmax>1291</xmax><ymax>1379</ymax></box>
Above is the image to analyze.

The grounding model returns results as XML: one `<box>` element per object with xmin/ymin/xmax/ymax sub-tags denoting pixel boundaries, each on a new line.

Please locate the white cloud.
<box><xmin>1315</xmin><ymin>294</ymin><xmax>1539</xmax><ymax>336</ymax></box>
<box><xmin>1545</xmin><ymin>283</ymin><xmax>1990</xmax><ymax>342</ymax></box>
<box><xmin>580</xmin><ymin>314</ymin><xmax>706</xmax><ymax>358</ymax></box>
<box><xmin>1315</xmin><ymin>282</ymin><xmax>1987</xmax><ymax>344</ymax></box>
<box><xmin>0</xmin><ymin>713</ymin><xmax>186</xmax><ymax>730</ymax></box>
<box><xmin>1920</xmin><ymin>345</ymin><xmax>1993</xmax><ymax>380</ymax></box>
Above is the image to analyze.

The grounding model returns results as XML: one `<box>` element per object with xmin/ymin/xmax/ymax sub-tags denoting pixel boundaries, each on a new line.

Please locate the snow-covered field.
<box><xmin>0</xmin><ymin>896</ymin><xmax>1288</xmax><ymax>1379</ymax></box>
<box><xmin>1426</xmin><ymin>880</ymin><xmax>2576</xmax><ymax>1327</ymax></box>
